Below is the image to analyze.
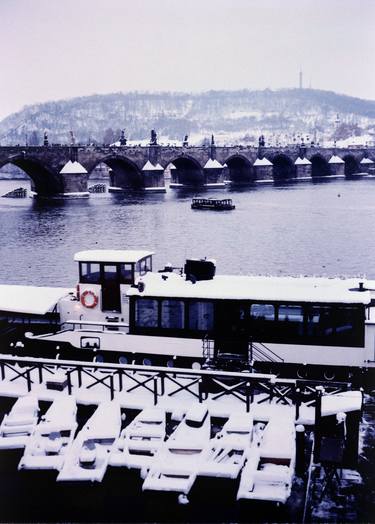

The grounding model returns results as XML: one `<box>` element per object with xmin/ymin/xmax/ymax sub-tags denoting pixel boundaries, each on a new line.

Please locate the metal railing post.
<box><xmin>295</xmin><ymin>387</ymin><xmax>301</xmax><ymax>420</ymax></box>
<box><xmin>246</xmin><ymin>381</ymin><xmax>251</xmax><ymax>412</ymax></box>
<box><xmin>313</xmin><ymin>387</ymin><xmax>323</xmax><ymax>463</ymax></box>
<box><xmin>26</xmin><ymin>369</ymin><xmax>32</xmax><ymax>392</ymax></box>
<box><xmin>0</xmin><ymin>362</ymin><xmax>4</xmax><ymax>381</ymax></box>
<box><xmin>67</xmin><ymin>371</ymin><xmax>72</xmax><ymax>395</ymax></box>
<box><xmin>77</xmin><ymin>367</ymin><xmax>82</xmax><ymax>388</ymax></box>
<box><xmin>118</xmin><ymin>370</ymin><xmax>123</xmax><ymax>392</ymax></box>
<box><xmin>153</xmin><ymin>376</ymin><xmax>158</xmax><ymax>405</ymax></box>
<box><xmin>198</xmin><ymin>379</ymin><xmax>203</xmax><ymax>403</ymax></box>
<box><xmin>110</xmin><ymin>374</ymin><xmax>114</xmax><ymax>401</ymax></box>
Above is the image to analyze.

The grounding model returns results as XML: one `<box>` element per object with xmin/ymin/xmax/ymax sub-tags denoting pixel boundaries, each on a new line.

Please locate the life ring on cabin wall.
<box><xmin>80</xmin><ymin>290</ymin><xmax>99</xmax><ymax>309</ymax></box>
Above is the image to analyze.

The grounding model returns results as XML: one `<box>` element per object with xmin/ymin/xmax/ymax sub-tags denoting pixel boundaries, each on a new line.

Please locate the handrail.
<box><xmin>251</xmin><ymin>341</ymin><xmax>284</xmax><ymax>363</ymax></box>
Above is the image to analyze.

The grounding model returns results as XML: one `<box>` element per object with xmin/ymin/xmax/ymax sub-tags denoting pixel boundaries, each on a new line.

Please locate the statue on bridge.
<box><xmin>120</xmin><ymin>129</ymin><xmax>127</xmax><ymax>146</ymax></box>
<box><xmin>150</xmin><ymin>129</ymin><xmax>158</xmax><ymax>146</ymax></box>
<box><xmin>211</xmin><ymin>134</ymin><xmax>215</xmax><ymax>146</ymax></box>
<box><xmin>183</xmin><ymin>134</ymin><xmax>189</xmax><ymax>147</ymax></box>
<box><xmin>258</xmin><ymin>135</ymin><xmax>265</xmax><ymax>147</ymax></box>
<box><xmin>43</xmin><ymin>131</ymin><xmax>49</xmax><ymax>147</ymax></box>
<box><xmin>69</xmin><ymin>130</ymin><xmax>76</xmax><ymax>146</ymax></box>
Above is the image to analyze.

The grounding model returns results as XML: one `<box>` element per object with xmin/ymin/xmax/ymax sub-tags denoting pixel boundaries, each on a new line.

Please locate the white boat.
<box><xmin>199</xmin><ymin>413</ymin><xmax>253</xmax><ymax>479</ymax></box>
<box><xmin>142</xmin><ymin>405</ymin><xmax>210</xmax><ymax>495</ymax></box>
<box><xmin>0</xmin><ymin>395</ymin><xmax>39</xmax><ymax>449</ymax></box>
<box><xmin>57</xmin><ymin>400</ymin><xmax>121</xmax><ymax>482</ymax></box>
<box><xmin>2</xmin><ymin>249</ymin><xmax>375</xmax><ymax>381</ymax></box>
<box><xmin>110</xmin><ymin>407</ymin><xmax>166</xmax><ymax>470</ymax></box>
<box><xmin>18</xmin><ymin>396</ymin><xmax>77</xmax><ymax>471</ymax></box>
<box><xmin>237</xmin><ymin>414</ymin><xmax>296</xmax><ymax>504</ymax></box>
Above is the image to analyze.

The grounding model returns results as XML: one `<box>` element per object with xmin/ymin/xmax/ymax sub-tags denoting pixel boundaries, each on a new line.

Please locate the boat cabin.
<box><xmin>74</xmin><ymin>250</ymin><xmax>154</xmax><ymax>315</ymax></box>
<box><xmin>127</xmin><ymin>269</ymin><xmax>370</xmax><ymax>357</ymax></box>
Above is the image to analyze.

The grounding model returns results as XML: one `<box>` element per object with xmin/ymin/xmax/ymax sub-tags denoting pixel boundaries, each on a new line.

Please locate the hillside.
<box><xmin>0</xmin><ymin>89</ymin><xmax>374</xmax><ymax>147</ymax></box>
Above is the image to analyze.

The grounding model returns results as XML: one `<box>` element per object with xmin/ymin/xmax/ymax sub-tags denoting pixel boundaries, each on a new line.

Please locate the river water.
<box><xmin>0</xmin><ymin>177</ymin><xmax>375</xmax><ymax>286</ymax></box>
<box><xmin>0</xmin><ymin>176</ymin><xmax>375</xmax><ymax>522</ymax></box>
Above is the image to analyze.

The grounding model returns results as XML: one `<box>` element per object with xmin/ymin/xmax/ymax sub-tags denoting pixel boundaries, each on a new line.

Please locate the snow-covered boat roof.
<box><xmin>253</xmin><ymin>157</ymin><xmax>273</xmax><ymax>166</ymax></box>
<box><xmin>204</xmin><ymin>158</ymin><xmax>223</xmax><ymax>169</ymax></box>
<box><xmin>294</xmin><ymin>157</ymin><xmax>312</xmax><ymax>165</ymax></box>
<box><xmin>0</xmin><ymin>285</ymin><xmax>73</xmax><ymax>315</ymax></box>
<box><xmin>328</xmin><ymin>155</ymin><xmax>344</xmax><ymax>164</ymax></box>
<box><xmin>128</xmin><ymin>272</ymin><xmax>372</xmax><ymax>304</ymax></box>
<box><xmin>74</xmin><ymin>250</ymin><xmax>154</xmax><ymax>263</ymax></box>
<box><xmin>59</xmin><ymin>161</ymin><xmax>88</xmax><ymax>174</ymax></box>
<box><xmin>360</xmin><ymin>157</ymin><xmax>374</xmax><ymax>164</ymax></box>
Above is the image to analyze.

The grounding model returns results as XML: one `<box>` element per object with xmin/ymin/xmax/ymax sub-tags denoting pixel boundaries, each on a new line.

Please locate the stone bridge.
<box><xmin>0</xmin><ymin>144</ymin><xmax>374</xmax><ymax>197</ymax></box>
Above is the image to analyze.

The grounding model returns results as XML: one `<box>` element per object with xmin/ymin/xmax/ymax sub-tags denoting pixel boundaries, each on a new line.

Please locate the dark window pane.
<box><xmin>103</xmin><ymin>265</ymin><xmax>117</xmax><ymax>282</ymax></box>
<box><xmin>161</xmin><ymin>300</ymin><xmax>185</xmax><ymax>329</ymax></box>
<box><xmin>120</xmin><ymin>263</ymin><xmax>133</xmax><ymax>284</ymax></box>
<box><xmin>135</xmin><ymin>299</ymin><xmax>158</xmax><ymax>328</ymax></box>
<box><xmin>80</xmin><ymin>263</ymin><xmax>101</xmax><ymax>284</ymax></box>
<box><xmin>189</xmin><ymin>301</ymin><xmax>214</xmax><ymax>331</ymax></box>
<box><xmin>278</xmin><ymin>305</ymin><xmax>303</xmax><ymax>322</ymax></box>
<box><xmin>250</xmin><ymin>304</ymin><xmax>275</xmax><ymax>320</ymax></box>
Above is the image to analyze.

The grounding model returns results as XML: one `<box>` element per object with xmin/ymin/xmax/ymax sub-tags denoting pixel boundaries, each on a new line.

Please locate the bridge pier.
<box><xmin>253</xmin><ymin>158</ymin><xmax>273</xmax><ymax>182</ymax></box>
<box><xmin>295</xmin><ymin>157</ymin><xmax>312</xmax><ymax>180</ymax></box>
<box><xmin>328</xmin><ymin>156</ymin><xmax>345</xmax><ymax>178</ymax></box>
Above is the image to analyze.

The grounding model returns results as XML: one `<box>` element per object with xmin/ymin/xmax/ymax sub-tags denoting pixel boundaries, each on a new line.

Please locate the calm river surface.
<box><xmin>1</xmin><ymin>177</ymin><xmax>375</xmax><ymax>285</ymax></box>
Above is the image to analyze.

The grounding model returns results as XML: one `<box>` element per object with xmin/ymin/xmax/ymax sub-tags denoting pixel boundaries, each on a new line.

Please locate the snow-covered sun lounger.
<box><xmin>110</xmin><ymin>407</ymin><xmax>166</xmax><ymax>470</ymax></box>
<box><xmin>200</xmin><ymin>413</ymin><xmax>253</xmax><ymax>479</ymax></box>
<box><xmin>18</xmin><ymin>396</ymin><xmax>77</xmax><ymax>471</ymax></box>
<box><xmin>237</xmin><ymin>415</ymin><xmax>296</xmax><ymax>504</ymax></box>
<box><xmin>0</xmin><ymin>395</ymin><xmax>39</xmax><ymax>449</ymax></box>
<box><xmin>57</xmin><ymin>400</ymin><xmax>121</xmax><ymax>482</ymax></box>
<box><xmin>142</xmin><ymin>405</ymin><xmax>210</xmax><ymax>495</ymax></box>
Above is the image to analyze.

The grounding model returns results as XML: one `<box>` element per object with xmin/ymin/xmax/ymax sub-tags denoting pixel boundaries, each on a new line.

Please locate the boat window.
<box><xmin>103</xmin><ymin>265</ymin><xmax>118</xmax><ymax>282</ymax></box>
<box><xmin>135</xmin><ymin>299</ymin><xmax>159</xmax><ymax>328</ymax></box>
<box><xmin>189</xmin><ymin>301</ymin><xmax>214</xmax><ymax>331</ymax></box>
<box><xmin>278</xmin><ymin>305</ymin><xmax>303</xmax><ymax>322</ymax></box>
<box><xmin>250</xmin><ymin>304</ymin><xmax>275</xmax><ymax>320</ymax></box>
<box><xmin>161</xmin><ymin>300</ymin><xmax>185</xmax><ymax>329</ymax></box>
<box><xmin>80</xmin><ymin>263</ymin><xmax>101</xmax><ymax>284</ymax></box>
<box><xmin>120</xmin><ymin>263</ymin><xmax>133</xmax><ymax>284</ymax></box>
<box><xmin>137</xmin><ymin>257</ymin><xmax>152</xmax><ymax>276</ymax></box>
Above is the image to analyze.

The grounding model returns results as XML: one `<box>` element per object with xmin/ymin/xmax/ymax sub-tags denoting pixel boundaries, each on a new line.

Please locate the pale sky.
<box><xmin>0</xmin><ymin>0</ymin><xmax>374</xmax><ymax>120</ymax></box>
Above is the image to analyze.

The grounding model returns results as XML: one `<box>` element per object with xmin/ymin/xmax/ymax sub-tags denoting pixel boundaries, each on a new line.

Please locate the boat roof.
<box><xmin>128</xmin><ymin>272</ymin><xmax>372</xmax><ymax>304</ymax></box>
<box><xmin>0</xmin><ymin>285</ymin><xmax>73</xmax><ymax>315</ymax></box>
<box><xmin>74</xmin><ymin>250</ymin><xmax>154</xmax><ymax>263</ymax></box>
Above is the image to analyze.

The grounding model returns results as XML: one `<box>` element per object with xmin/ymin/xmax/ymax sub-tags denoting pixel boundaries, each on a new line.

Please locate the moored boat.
<box><xmin>1</xmin><ymin>249</ymin><xmax>375</xmax><ymax>382</ymax></box>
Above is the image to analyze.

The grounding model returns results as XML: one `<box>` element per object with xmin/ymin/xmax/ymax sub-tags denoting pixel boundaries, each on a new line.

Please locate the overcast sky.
<box><xmin>0</xmin><ymin>0</ymin><xmax>374</xmax><ymax>120</ymax></box>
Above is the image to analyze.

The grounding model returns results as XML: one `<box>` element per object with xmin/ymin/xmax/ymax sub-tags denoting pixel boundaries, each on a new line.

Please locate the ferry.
<box><xmin>191</xmin><ymin>198</ymin><xmax>235</xmax><ymax>210</ymax></box>
<box><xmin>1</xmin><ymin>250</ymin><xmax>375</xmax><ymax>381</ymax></box>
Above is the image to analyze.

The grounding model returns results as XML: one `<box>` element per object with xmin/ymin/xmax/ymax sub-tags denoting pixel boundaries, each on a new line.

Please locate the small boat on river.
<box><xmin>191</xmin><ymin>198</ymin><xmax>235</xmax><ymax>210</ymax></box>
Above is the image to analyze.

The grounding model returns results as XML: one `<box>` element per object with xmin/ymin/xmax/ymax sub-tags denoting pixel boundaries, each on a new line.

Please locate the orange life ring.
<box><xmin>80</xmin><ymin>290</ymin><xmax>98</xmax><ymax>309</ymax></box>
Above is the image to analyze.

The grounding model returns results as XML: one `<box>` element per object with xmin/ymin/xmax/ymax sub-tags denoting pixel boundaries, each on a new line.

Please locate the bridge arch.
<box><xmin>224</xmin><ymin>155</ymin><xmax>254</xmax><ymax>184</ymax></box>
<box><xmin>343</xmin><ymin>154</ymin><xmax>359</xmax><ymax>176</ymax></box>
<box><xmin>272</xmin><ymin>154</ymin><xmax>295</xmax><ymax>180</ymax></box>
<box><xmin>310</xmin><ymin>154</ymin><xmax>330</xmax><ymax>178</ymax></box>
<box><xmin>169</xmin><ymin>155</ymin><xmax>203</xmax><ymax>186</ymax></box>
<box><xmin>0</xmin><ymin>155</ymin><xmax>61</xmax><ymax>195</ymax></box>
<box><xmin>88</xmin><ymin>156</ymin><xmax>143</xmax><ymax>189</ymax></box>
